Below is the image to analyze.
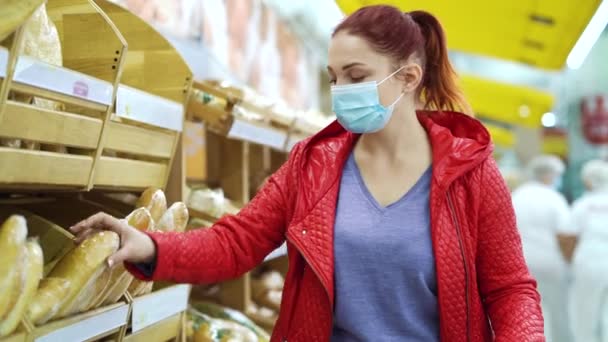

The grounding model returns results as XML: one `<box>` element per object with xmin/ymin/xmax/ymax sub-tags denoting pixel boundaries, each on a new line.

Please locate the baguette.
<box><xmin>156</xmin><ymin>202</ymin><xmax>189</xmax><ymax>232</ymax></box>
<box><xmin>136</xmin><ymin>188</ymin><xmax>167</xmax><ymax>222</ymax></box>
<box><xmin>0</xmin><ymin>240</ymin><xmax>43</xmax><ymax>336</ymax></box>
<box><xmin>27</xmin><ymin>277</ymin><xmax>72</xmax><ymax>325</ymax></box>
<box><xmin>28</xmin><ymin>231</ymin><xmax>119</xmax><ymax>323</ymax></box>
<box><xmin>0</xmin><ymin>216</ymin><xmax>28</xmax><ymax>319</ymax></box>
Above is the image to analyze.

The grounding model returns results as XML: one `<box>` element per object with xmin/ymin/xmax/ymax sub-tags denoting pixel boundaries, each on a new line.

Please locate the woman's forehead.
<box><xmin>328</xmin><ymin>32</ymin><xmax>387</xmax><ymax>69</ymax></box>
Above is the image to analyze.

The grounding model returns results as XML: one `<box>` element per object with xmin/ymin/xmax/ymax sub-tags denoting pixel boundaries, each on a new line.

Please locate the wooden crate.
<box><xmin>0</xmin><ymin>0</ymin><xmax>127</xmax><ymax>191</ymax></box>
<box><xmin>90</xmin><ymin>0</ymin><xmax>192</xmax><ymax>191</ymax></box>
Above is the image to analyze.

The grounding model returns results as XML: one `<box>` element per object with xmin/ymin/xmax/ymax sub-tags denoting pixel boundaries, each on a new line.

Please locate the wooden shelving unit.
<box><xmin>0</xmin><ymin>1</ymin><xmax>192</xmax><ymax>341</ymax></box>
<box><xmin>0</xmin><ymin>0</ymin><xmax>125</xmax><ymax>191</ymax></box>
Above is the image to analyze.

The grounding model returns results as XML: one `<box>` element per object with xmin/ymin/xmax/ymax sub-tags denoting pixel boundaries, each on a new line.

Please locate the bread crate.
<box><xmin>91</xmin><ymin>0</ymin><xmax>192</xmax><ymax>191</ymax></box>
<box><xmin>0</xmin><ymin>0</ymin><xmax>126</xmax><ymax>191</ymax></box>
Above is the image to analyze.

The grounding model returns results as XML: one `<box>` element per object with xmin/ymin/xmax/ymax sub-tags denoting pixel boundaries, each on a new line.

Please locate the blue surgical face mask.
<box><xmin>331</xmin><ymin>66</ymin><xmax>406</xmax><ymax>133</ymax></box>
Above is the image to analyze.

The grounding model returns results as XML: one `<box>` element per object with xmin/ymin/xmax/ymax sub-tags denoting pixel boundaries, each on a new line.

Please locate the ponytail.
<box><xmin>409</xmin><ymin>11</ymin><xmax>473</xmax><ymax>115</ymax></box>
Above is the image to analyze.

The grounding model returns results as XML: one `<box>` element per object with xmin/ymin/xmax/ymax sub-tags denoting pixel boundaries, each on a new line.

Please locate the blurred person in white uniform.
<box><xmin>569</xmin><ymin>159</ymin><xmax>608</xmax><ymax>342</ymax></box>
<box><xmin>512</xmin><ymin>155</ymin><xmax>573</xmax><ymax>342</ymax></box>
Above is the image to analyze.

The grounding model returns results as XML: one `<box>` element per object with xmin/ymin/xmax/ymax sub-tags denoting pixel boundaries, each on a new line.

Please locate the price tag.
<box><xmin>116</xmin><ymin>85</ymin><xmax>184</xmax><ymax>132</ymax></box>
<box><xmin>131</xmin><ymin>285</ymin><xmax>190</xmax><ymax>332</ymax></box>
<box><xmin>0</xmin><ymin>47</ymin><xmax>8</xmax><ymax>78</ymax></box>
<box><xmin>228</xmin><ymin>119</ymin><xmax>288</xmax><ymax>150</ymax></box>
<box><xmin>36</xmin><ymin>304</ymin><xmax>129</xmax><ymax>342</ymax></box>
<box><xmin>11</xmin><ymin>54</ymin><xmax>113</xmax><ymax>105</ymax></box>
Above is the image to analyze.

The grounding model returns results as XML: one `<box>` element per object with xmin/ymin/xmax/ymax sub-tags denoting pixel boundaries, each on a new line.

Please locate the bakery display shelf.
<box><xmin>130</xmin><ymin>284</ymin><xmax>191</xmax><ymax>334</ymax></box>
<box><xmin>0</xmin><ymin>0</ymin><xmax>127</xmax><ymax>191</ymax></box>
<box><xmin>89</xmin><ymin>0</ymin><xmax>193</xmax><ymax>192</ymax></box>
<box><xmin>31</xmin><ymin>302</ymin><xmax>129</xmax><ymax>342</ymax></box>
<box><xmin>123</xmin><ymin>313</ymin><xmax>184</xmax><ymax>342</ymax></box>
<box><xmin>189</xmin><ymin>82</ymin><xmax>291</xmax><ymax>151</ymax></box>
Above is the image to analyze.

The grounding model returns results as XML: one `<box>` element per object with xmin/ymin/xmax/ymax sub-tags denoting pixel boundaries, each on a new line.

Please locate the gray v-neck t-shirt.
<box><xmin>331</xmin><ymin>152</ymin><xmax>438</xmax><ymax>342</ymax></box>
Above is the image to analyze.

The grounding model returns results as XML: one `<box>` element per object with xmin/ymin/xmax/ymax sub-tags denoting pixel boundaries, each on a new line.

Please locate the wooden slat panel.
<box><xmin>123</xmin><ymin>314</ymin><xmax>181</xmax><ymax>342</ymax></box>
<box><xmin>94</xmin><ymin>156</ymin><xmax>167</xmax><ymax>189</ymax></box>
<box><xmin>104</xmin><ymin>121</ymin><xmax>175</xmax><ymax>158</ymax></box>
<box><xmin>11</xmin><ymin>82</ymin><xmax>108</xmax><ymax>112</ymax></box>
<box><xmin>0</xmin><ymin>101</ymin><xmax>102</xmax><ymax>148</ymax></box>
<box><xmin>0</xmin><ymin>148</ymin><xmax>92</xmax><ymax>186</ymax></box>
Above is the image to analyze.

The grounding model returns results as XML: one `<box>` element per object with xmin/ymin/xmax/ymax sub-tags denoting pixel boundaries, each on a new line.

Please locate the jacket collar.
<box><xmin>300</xmin><ymin>110</ymin><xmax>493</xmax><ymax>193</ymax></box>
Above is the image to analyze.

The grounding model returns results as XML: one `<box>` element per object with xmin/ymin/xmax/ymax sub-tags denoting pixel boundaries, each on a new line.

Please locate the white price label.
<box><xmin>131</xmin><ymin>285</ymin><xmax>190</xmax><ymax>332</ymax></box>
<box><xmin>36</xmin><ymin>304</ymin><xmax>129</xmax><ymax>342</ymax></box>
<box><xmin>0</xmin><ymin>47</ymin><xmax>8</xmax><ymax>78</ymax></box>
<box><xmin>116</xmin><ymin>85</ymin><xmax>184</xmax><ymax>132</ymax></box>
<box><xmin>3</xmin><ymin>52</ymin><xmax>113</xmax><ymax>105</ymax></box>
<box><xmin>228</xmin><ymin>119</ymin><xmax>288</xmax><ymax>150</ymax></box>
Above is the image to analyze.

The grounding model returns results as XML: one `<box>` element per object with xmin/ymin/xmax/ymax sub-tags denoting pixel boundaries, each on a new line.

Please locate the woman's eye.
<box><xmin>329</xmin><ymin>79</ymin><xmax>336</xmax><ymax>85</ymax></box>
<box><xmin>350</xmin><ymin>76</ymin><xmax>365</xmax><ymax>83</ymax></box>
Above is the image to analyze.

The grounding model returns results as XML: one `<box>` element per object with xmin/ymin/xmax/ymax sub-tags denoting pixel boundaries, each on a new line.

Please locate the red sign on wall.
<box><xmin>581</xmin><ymin>95</ymin><xmax>608</xmax><ymax>145</ymax></box>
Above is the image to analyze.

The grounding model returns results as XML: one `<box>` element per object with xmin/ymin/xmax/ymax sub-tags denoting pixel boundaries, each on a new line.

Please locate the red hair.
<box><xmin>333</xmin><ymin>5</ymin><xmax>472</xmax><ymax>115</ymax></box>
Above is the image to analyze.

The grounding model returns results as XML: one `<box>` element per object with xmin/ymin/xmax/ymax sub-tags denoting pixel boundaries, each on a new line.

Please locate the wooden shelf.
<box><xmin>0</xmin><ymin>47</ymin><xmax>114</xmax><ymax>106</ymax></box>
<box><xmin>32</xmin><ymin>303</ymin><xmax>129</xmax><ymax>342</ymax></box>
<box><xmin>123</xmin><ymin>314</ymin><xmax>183</xmax><ymax>342</ymax></box>
<box><xmin>115</xmin><ymin>85</ymin><xmax>184</xmax><ymax>132</ymax></box>
<box><xmin>131</xmin><ymin>285</ymin><xmax>191</xmax><ymax>333</ymax></box>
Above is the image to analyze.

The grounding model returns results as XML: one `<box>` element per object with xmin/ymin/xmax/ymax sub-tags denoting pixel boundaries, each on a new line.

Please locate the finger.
<box><xmin>107</xmin><ymin>246</ymin><xmax>131</xmax><ymax>268</ymax></box>
<box><xmin>71</xmin><ymin>212</ymin><xmax>122</xmax><ymax>234</ymax></box>
<box><xmin>74</xmin><ymin>227</ymin><xmax>96</xmax><ymax>244</ymax></box>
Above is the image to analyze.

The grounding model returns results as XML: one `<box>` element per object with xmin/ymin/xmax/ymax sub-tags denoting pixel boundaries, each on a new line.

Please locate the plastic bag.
<box><xmin>136</xmin><ymin>188</ymin><xmax>168</xmax><ymax>222</ymax></box>
<box><xmin>0</xmin><ymin>215</ymin><xmax>28</xmax><ymax>319</ymax></box>
<box><xmin>0</xmin><ymin>240</ymin><xmax>43</xmax><ymax>336</ymax></box>
<box><xmin>30</xmin><ymin>231</ymin><xmax>119</xmax><ymax>322</ymax></box>
<box><xmin>156</xmin><ymin>202</ymin><xmax>189</xmax><ymax>232</ymax></box>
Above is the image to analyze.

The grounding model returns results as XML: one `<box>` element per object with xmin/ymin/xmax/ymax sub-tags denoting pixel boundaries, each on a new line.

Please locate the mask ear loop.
<box><xmin>378</xmin><ymin>65</ymin><xmax>407</xmax><ymax>85</ymax></box>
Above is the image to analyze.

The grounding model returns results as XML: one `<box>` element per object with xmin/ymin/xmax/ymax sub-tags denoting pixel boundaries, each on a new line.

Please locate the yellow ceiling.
<box><xmin>336</xmin><ymin>0</ymin><xmax>601</xmax><ymax>70</ymax></box>
<box><xmin>460</xmin><ymin>75</ymin><xmax>555</xmax><ymax>128</ymax></box>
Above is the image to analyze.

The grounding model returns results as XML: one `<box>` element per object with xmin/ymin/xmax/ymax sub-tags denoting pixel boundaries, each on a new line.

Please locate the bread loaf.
<box><xmin>28</xmin><ymin>231</ymin><xmax>119</xmax><ymax>323</ymax></box>
<box><xmin>27</xmin><ymin>278</ymin><xmax>72</xmax><ymax>325</ymax></box>
<box><xmin>156</xmin><ymin>202</ymin><xmax>189</xmax><ymax>232</ymax></box>
<box><xmin>0</xmin><ymin>216</ymin><xmax>28</xmax><ymax>319</ymax></box>
<box><xmin>136</xmin><ymin>188</ymin><xmax>167</xmax><ymax>222</ymax></box>
<box><xmin>0</xmin><ymin>240</ymin><xmax>43</xmax><ymax>336</ymax></box>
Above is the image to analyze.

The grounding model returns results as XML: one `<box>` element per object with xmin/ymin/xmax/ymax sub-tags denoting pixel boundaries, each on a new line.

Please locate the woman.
<box><xmin>569</xmin><ymin>159</ymin><xmax>608</xmax><ymax>342</ymax></box>
<box><xmin>72</xmin><ymin>5</ymin><xmax>544</xmax><ymax>341</ymax></box>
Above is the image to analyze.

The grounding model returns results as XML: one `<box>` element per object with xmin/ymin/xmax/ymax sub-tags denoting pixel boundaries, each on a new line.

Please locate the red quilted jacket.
<box><xmin>128</xmin><ymin>111</ymin><xmax>545</xmax><ymax>341</ymax></box>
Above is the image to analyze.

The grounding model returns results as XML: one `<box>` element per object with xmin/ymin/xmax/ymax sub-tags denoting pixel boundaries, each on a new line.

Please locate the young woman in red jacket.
<box><xmin>72</xmin><ymin>5</ymin><xmax>545</xmax><ymax>341</ymax></box>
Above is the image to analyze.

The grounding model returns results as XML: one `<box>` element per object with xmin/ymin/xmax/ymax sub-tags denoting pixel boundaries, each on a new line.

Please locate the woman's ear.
<box><xmin>401</xmin><ymin>63</ymin><xmax>423</xmax><ymax>93</ymax></box>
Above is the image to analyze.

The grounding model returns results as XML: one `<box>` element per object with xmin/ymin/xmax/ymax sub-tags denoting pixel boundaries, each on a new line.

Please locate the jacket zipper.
<box><xmin>285</xmin><ymin>234</ymin><xmax>333</xmax><ymax>339</ymax></box>
<box><xmin>447</xmin><ymin>190</ymin><xmax>471</xmax><ymax>342</ymax></box>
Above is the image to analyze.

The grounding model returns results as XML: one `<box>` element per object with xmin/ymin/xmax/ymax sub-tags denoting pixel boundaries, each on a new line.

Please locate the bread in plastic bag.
<box><xmin>136</xmin><ymin>188</ymin><xmax>168</xmax><ymax>222</ymax></box>
<box><xmin>28</xmin><ymin>231</ymin><xmax>119</xmax><ymax>323</ymax></box>
<box><xmin>189</xmin><ymin>302</ymin><xmax>269</xmax><ymax>342</ymax></box>
<box><xmin>27</xmin><ymin>277</ymin><xmax>72</xmax><ymax>325</ymax></box>
<box><xmin>189</xmin><ymin>308</ymin><xmax>259</xmax><ymax>342</ymax></box>
<box><xmin>20</xmin><ymin>3</ymin><xmax>64</xmax><ymax>112</ymax></box>
<box><xmin>0</xmin><ymin>239</ymin><xmax>43</xmax><ymax>336</ymax></box>
<box><xmin>157</xmin><ymin>202</ymin><xmax>189</xmax><ymax>232</ymax></box>
<box><xmin>0</xmin><ymin>215</ymin><xmax>28</xmax><ymax>319</ymax></box>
